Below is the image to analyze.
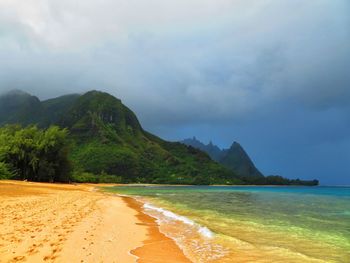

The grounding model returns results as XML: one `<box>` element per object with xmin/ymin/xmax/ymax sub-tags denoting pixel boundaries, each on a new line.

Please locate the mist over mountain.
<box><xmin>0</xmin><ymin>90</ymin><xmax>80</xmax><ymax>127</ymax></box>
<box><xmin>0</xmin><ymin>90</ymin><xmax>42</xmax><ymax>125</ymax></box>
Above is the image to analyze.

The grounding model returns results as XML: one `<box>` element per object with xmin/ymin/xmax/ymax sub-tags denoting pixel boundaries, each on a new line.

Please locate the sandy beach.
<box><xmin>0</xmin><ymin>181</ymin><xmax>190</xmax><ymax>263</ymax></box>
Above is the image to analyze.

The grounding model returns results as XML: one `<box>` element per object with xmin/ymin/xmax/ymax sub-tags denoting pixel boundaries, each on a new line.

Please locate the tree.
<box><xmin>0</xmin><ymin>125</ymin><xmax>72</xmax><ymax>182</ymax></box>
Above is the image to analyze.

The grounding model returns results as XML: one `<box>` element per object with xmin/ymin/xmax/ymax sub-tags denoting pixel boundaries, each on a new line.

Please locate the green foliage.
<box><xmin>71</xmin><ymin>172</ymin><xmax>99</xmax><ymax>183</ymax></box>
<box><xmin>0</xmin><ymin>125</ymin><xmax>72</xmax><ymax>182</ymax></box>
<box><xmin>71</xmin><ymin>141</ymin><xmax>138</xmax><ymax>178</ymax></box>
<box><xmin>240</xmin><ymin>175</ymin><xmax>319</xmax><ymax>186</ymax></box>
<box><xmin>265</xmin><ymin>176</ymin><xmax>319</xmax><ymax>186</ymax></box>
<box><xmin>71</xmin><ymin>171</ymin><xmax>122</xmax><ymax>183</ymax></box>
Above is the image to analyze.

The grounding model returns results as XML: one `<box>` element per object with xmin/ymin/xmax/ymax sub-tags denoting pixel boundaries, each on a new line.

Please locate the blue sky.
<box><xmin>0</xmin><ymin>0</ymin><xmax>349</xmax><ymax>184</ymax></box>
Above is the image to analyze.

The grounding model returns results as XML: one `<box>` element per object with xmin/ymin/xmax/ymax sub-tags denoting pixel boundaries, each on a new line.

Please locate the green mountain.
<box><xmin>0</xmin><ymin>90</ymin><xmax>242</xmax><ymax>185</ymax></box>
<box><xmin>182</xmin><ymin>137</ymin><xmax>263</xmax><ymax>178</ymax></box>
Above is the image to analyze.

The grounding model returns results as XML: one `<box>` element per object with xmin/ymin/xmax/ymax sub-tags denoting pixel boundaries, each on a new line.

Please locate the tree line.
<box><xmin>0</xmin><ymin>125</ymin><xmax>319</xmax><ymax>186</ymax></box>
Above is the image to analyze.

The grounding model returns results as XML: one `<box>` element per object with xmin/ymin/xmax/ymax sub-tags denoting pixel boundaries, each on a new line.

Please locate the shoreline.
<box><xmin>0</xmin><ymin>180</ymin><xmax>191</xmax><ymax>263</ymax></box>
<box><xmin>109</xmin><ymin>183</ymin><xmax>319</xmax><ymax>187</ymax></box>
<box><xmin>121</xmin><ymin>196</ymin><xmax>191</xmax><ymax>263</ymax></box>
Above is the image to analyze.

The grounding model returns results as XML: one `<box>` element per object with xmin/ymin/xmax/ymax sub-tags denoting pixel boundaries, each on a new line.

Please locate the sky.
<box><xmin>0</xmin><ymin>0</ymin><xmax>349</xmax><ymax>185</ymax></box>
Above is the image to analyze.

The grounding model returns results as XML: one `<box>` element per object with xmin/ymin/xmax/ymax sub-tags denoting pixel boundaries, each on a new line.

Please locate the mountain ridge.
<box><xmin>0</xmin><ymin>89</ymin><xmax>243</xmax><ymax>185</ymax></box>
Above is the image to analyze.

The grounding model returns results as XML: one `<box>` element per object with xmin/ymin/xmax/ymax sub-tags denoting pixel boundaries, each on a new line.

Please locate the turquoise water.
<box><xmin>106</xmin><ymin>186</ymin><xmax>350</xmax><ymax>262</ymax></box>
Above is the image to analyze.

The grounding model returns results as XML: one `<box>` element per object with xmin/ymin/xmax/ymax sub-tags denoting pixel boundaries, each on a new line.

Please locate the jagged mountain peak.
<box><xmin>182</xmin><ymin>137</ymin><xmax>264</xmax><ymax>178</ymax></box>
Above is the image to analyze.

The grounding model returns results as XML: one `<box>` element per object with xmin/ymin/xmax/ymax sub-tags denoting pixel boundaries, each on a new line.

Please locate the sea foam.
<box><xmin>143</xmin><ymin>203</ymin><xmax>214</xmax><ymax>238</ymax></box>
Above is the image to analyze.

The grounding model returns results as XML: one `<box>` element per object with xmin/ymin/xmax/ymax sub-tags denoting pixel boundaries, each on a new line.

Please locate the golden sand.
<box><xmin>0</xmin><ymin>181</ymin><xmax>190</xmax><ymax>263</ymax></box>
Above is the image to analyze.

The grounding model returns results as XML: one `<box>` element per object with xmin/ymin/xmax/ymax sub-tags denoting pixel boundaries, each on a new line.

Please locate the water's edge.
<box><xmin>118</xmin><ymin>194</ymin><xmax>193</xmax><ymax>262</ymax></box>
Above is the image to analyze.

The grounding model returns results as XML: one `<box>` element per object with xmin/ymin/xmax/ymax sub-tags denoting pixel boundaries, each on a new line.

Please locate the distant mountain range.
<box><xmin>181</xmin><ymin>137</ymin><xmax>263</xmax><ymax>178</ymax></box>
<box><xmin>181</xmin><ymin>137</ymin><xmax>319</xmax><ymax>185</ymax></box>
<box><xmin>0</xmin><ymin>90</ymin><xmax>318</xmax><ymax>185</ymax></box>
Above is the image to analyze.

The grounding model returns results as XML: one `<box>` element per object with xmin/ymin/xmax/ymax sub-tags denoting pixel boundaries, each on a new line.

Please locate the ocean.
<box><xmin>105</xmin><ymin>186</ymin><xmax>350</xmax><ymax>262</ymax></box>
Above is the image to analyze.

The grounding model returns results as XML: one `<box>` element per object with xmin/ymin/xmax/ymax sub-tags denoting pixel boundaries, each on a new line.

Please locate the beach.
<box><xmin>0</xmin><ymin>181</ymin><xmax>190</xmax><ymax>263</ymax></box>
<box><xmin>1</xmin><ymin>181</ymin><xmax>349</xmax><ymax>263</ymax></box>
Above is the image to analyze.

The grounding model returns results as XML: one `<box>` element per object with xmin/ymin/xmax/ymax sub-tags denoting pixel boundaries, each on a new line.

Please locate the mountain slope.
<box><xmin>62</xmin><ymin>91</ymin><xmax>240</xmax><ymax>184</ymax></box>
<box><xmin>220</xmin><ymin>142</ymin><xmax>263</xmax><ymax>178</ymax></box>
<box><xmin>41</xmin><ymin>94</ymin><xmax>80</xmax><ymax>126</ymax></box>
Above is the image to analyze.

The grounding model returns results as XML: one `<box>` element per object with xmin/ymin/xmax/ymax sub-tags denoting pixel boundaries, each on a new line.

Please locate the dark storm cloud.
<box><xmin>0</xmin><ymin>0</ymin><xmax>349</xmax><ymax>183</ymax></box>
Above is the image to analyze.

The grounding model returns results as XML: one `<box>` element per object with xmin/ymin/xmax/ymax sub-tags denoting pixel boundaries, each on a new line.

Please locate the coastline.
<box><xmin>0</xmin><ymin>181</ymin><xmax>190</xmax><ymax>263</ymax></box>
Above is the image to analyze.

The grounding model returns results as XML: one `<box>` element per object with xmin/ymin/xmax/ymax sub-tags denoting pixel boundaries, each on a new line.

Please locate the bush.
<box><xmin>0</xmin><ymin>125</ymin><xmax>72</xmax><ymax>182</ymax></box>
<box><xmin>71</xmin><ymin>172</ymin><xmax>99</xmax><ymax>183</ymax></box>
<box><xmin>71</xmin><ymin>171</ymin><xmax>122</xmax><ymax>184</ymax></box>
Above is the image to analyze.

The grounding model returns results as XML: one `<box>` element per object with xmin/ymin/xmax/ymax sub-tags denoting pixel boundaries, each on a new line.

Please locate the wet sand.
<box><xmin>125</xmin><ymin>197</ymin><xmax>191</xmax><ymax>263</ymax></box>
<box><xmin>0</xmin><ymin>180</ymin><xmax>190</xmax><ymax>263</ymax></box>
